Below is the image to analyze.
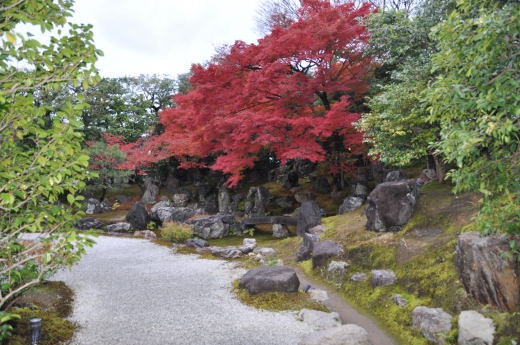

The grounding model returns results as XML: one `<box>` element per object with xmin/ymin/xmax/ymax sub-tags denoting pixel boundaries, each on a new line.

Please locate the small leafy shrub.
<box><xmin>160</xmin><ymin>222</ymin><xmax>193</xmax><ymax>243</ymax></box>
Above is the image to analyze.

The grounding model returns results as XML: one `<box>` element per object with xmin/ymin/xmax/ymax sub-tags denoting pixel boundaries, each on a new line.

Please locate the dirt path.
<box><xmin>294</xmin><ymin>266</ymin><xmax>399</xmax><ymax>345</ymax></box>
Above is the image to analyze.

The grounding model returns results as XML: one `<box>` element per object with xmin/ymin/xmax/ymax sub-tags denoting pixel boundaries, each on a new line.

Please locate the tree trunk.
<box><xmin>433</xmin><ymin>154</ymin><xmax>445</xmax><ymax>183</ymax></box>
<box><xmin>99</xmin><ymin>187</ymin><xmax>107</xmax><ymax>201</ymax></box>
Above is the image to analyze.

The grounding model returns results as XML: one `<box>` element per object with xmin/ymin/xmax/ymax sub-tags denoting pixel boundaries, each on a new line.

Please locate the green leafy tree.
<box><xmin>86</xmin><ymin>136</ymin><xmax>130</xmax><ymax>200</ymax></box>
<box><xmin>81</xmin><ymin>75</ymin><xmax>176</xmax><ymax>142</ymax></box>
<box><xmin>0</xmin><ymin>0</ymin><xmax>101</xmax><ymax>332</ymax></box>
<box><xmin>358</xmin><ymin>0</ymin><xmax>454</xmax><ymax>180</ymax></box>
<box><xmin>426</xmin><ymin>0</ymin><xmax>519</xmax><ymax>236</ymax></box>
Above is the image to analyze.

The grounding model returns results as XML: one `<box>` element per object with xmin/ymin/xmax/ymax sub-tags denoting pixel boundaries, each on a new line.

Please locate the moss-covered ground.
<box><xmin>6</xmin><ymin>281</ymin><xmax>76</xmax><ymax>345</ymax></box>
<box><xmin>269</xmin><ymin>182</ymin><xmax>519</xmax><ymax>345</ymax></box>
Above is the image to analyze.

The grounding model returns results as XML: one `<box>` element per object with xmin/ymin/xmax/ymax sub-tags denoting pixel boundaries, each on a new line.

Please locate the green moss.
<box><xmin>232</xmin><ymin>280</ymin><xmax>327</xmax><ymax>312</ymax></box>
<box><xmin>6</xmin><ymin>308</ymin><xmax>76</xmax><ymax>345</ymax></box>
<box><xmin>160</xmin><ymin>222</ymin><xmax>193</xmax><ymax>243</ymax></box>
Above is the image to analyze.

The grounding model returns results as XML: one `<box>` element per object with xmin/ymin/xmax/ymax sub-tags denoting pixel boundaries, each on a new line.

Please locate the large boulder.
<box><xmin>153</xmin><ymin>207</ymin><xmax>196</xmax><ymax>223</ymax></box>
<box><xmin>312</xmin><ymin>240</ymin><xmax>343</xmax><ymax>268</ymax></box>
<box><xmin>149</xmin><ymin>200</ymin><xmax>172</xmax><ymax>219</ymax></box>
<box><xmin>76</xmin><ymin>217</ymin><xmax>105</xmax><ymax>230</ymax></box>
<box><xmin>455</xmin><ymin>232</ymin><xmax>519</xmax><ymax>312</ymax></box>
<box><xmin>458</xmin><ymin>310</ymin><xmax>494</xmax><ymax>345</ymax></box>
<box><xmin>338</xmin><ymin>196</ymin><xmax>364</xmax><ymax>215</ymax></box>
<box><xmin>244</xmin><ymin>186</ymin><xmax>269</xmax><ymax>217</ymax></box>
<box><xmin>141</xmin><ymin>178</ymin><xmax>159</xmax><ymax>204</ymax></box>
<box><xmin>298</xmin><ymin>324</ymin><xmax>371</xmax><ymax>345</ymax></box>
<box><xmin>365</xmin><ymin>179</ymin><xmax>417</xmax><ymax>232</ymax></box>
<box><xmin>186</xmin><ymin>215</ymin><xmax>231</xmax><ymax>239</ymax></box>
<box><xmin>297</xmin><ymin>309</ymin><xmax>341</xmax><ymax>330</ymax></box>
<box><xmin>351</xmin><ymin>183</ymin><xmax>369</xmax><ymax>198</ymax></box>
<box><xmin>125</xmin><ymin>203</ymin><xmax>151</xmax><ymax>230</ymax></box>
<box><xmin>412</xmin><ymin>306</ymin><xmax>452</xmax><ymax>344</ymax></box>
<box><xmin>105</xmin><ymin>222</ymin><xmax>131</xmax><ymax>232</ymax></box>
<box><xmin>296</xmin><ymin>233</ymin><xmax>320</xmax><ymax>262</ymax></box>
<box><xmin>297</xmin><ymin>200</ymin><xmax>322</xmax><ymax>236</ymax></box>
<box><xmin>239</xmin><ymin>266</ymin><xmax>299</xmax><ymax>295</ymax></box>
<box><xmin>371</xmin><ymin>269</ymin><xmax>397</xmax><ymax>287</ymax></box>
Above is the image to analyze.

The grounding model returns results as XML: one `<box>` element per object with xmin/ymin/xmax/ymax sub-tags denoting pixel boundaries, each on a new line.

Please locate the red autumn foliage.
<box><xmin>121</xmin><ymin>0</ymin><xmax>374</xmax><ymax>186</ymax></box>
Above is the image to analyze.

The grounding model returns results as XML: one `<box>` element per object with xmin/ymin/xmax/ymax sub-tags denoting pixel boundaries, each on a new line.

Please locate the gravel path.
<box><xmin>52</xmin><ymin>236</ymin><xmax>315</xmax><ymax>345</ymax></box>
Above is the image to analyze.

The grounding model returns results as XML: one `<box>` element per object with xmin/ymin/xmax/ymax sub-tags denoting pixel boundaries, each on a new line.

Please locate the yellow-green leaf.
<box><xmin>6</xmin><ymin>32</ymin><xmax>16</xmax><ymax>44</ymax></box>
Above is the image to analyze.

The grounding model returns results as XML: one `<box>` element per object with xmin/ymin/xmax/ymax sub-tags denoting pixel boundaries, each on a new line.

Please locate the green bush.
<box><xmin>160</xmin><ymin>222</ymin><xmax>193</xmax><ymax>243</ymax></box>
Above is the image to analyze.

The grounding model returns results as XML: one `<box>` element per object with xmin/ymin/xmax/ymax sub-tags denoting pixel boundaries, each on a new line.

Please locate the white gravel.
<box><xmin>52</xmin><ymin>236</ymin><xmax>315</xmax><ymax>345</ymax></box>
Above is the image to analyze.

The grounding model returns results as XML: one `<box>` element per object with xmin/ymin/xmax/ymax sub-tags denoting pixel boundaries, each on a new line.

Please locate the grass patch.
<box><xmin>160</xmin><ymin>222</ymin><xmax>193</xmax><ymax>243</ymax></box>
<box><xmin>232</xmin><ymin>280</ymin><xmax>327</xmax><ymax>312</ymax></box>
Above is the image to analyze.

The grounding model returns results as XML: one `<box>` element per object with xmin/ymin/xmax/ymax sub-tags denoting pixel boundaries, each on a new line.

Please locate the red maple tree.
<box><xmin>122</xmin><ymin>0</ymin><xmax>374</xmax><ymax>186</ymax></box>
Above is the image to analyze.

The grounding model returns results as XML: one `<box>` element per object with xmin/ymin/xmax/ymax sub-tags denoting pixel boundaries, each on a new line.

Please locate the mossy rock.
<box><xmin>232</xmin><ymin>280</ymin><xmax>327</xmax><ymax>312</ymax></box>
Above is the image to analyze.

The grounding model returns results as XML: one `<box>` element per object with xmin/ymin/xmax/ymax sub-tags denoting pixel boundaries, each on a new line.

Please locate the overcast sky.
<box><xmin>70</xmin><ymin>0</ymin><xmax>265</xmax><ymax>78</ymax></box>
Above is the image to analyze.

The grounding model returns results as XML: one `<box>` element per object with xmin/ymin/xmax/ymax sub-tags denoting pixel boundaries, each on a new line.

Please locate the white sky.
<box><xmin>70</xmin><ymin>0</ymin><xmax>265</xmax><ymax>78</ymax></box>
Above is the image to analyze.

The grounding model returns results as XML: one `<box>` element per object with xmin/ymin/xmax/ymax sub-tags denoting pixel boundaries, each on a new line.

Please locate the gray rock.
<box><xmin>297</xmin><ymin>200</ymin><xmax>322</xmax><ymax>236</ymax></box>
<box><xmin>210</xmin><ymin>246</ymin><xmax>243</xmax><ymax>259</ymax></box>
<box><xmin>455</xmin><ymin>231</ymin><xmax>519</xmax><ymax>312</ymax></box>
<box><xmin>392</xmin><ymin>294</ymin><xmax>408</xmax><ymax>307</ymax></box>
<box><xmin>312</xmin><ymin>241</ymin><xmax>343</xmax><ymax>269</ymax></box>
<box><xmin>185</xmin><ymin>238</ymin><xmax>209</xmax><ymax>248</ymax></box>
<box><xmin>153</xmin><ymin>207</ymin><xmax>196</xmax><ymax>223</ymax></box>
<box><xmin>365</xmin><ymin>180</ymin><xmax>417</xmax><ymax>232</ymax></box>
<box><xmin>384</xmin><ymin>170</ymin><xmax>406</xmax><ymax>182</ymax></box>
<box><xmin>239</xmin><ymin>266</ymin><xmax>300</xmax><ymax>295</ymax></box>
<box><xmin>141</xmin><ymin>178</ymin><xmax>159</xmax><ymax>204</ymax></box>
<box><xmin>217</xmin><ymin>187</ymin><xmax>232</xmax><ymax>213</ymax></box>
<box><xmin>351</xmin><ymin>272</ymin><xmax>369</xmax><ymax>282</ymax></box>
<box><xmin>76</xmin><ymin>217</ymin><xmax>105</xmax><ymax>230</ymax></box>
<box><xmin>421</xmin><ymin>168</ymin><xmax>437</xmax><ymax>181</ymax></box>
<box><xmin>338</xmin><ymin>196</ymin><xmax>364</xmax><ymax>215</ymax></box>
<box><xmin>254</xmin><ymin>247</ymin><xmax>277</xmax><ymax>259</ymax></box>
<box><xmin>239</xmin><ymin>238</ymin><xmax>257</xmax><ymax>254</ymax></box>
<box><xmin>297</xmin><ymin>309</ymin><xmax>341</xmax><ymax>330</ymax></box>
<box><xmin>172</xmin><ymin>193</ymin><xmax>190</xmax><ymax>208</ymax></box>
<box><xmin>298</xmin><ymin>324</ymin><xmax>371</xmax><ymax>345</ymax></box>
<box><xmin>308</xmin><ymin>224</ymin><xmax>325</xmax><ymax>235</ymax></box>
<box><xmin>327</xmin><ymin>261</ymin><xmax>349</xmax><ymax>276</ymax></box>
<box><xmin>125</xmin><ymin>203</ymin><xmax>151</xmax><ymax>230</ymax></box>
<box><xmin>105</xmin><ymin>222</ymin><xmax>132</xmax><ymax>232</ymax></box>
<box><xmin>244</xmin><ymin>186</ymin><xmax>269</xmax><ymax>217</ymax></box>
<box><xmin>133</xmin><ymin>230</ymin><xmax>157</xmax><ymax>239</ymax></box>
<box><xmin>351</xmin><ymin>183</ymin><xmax>369</xmax><ymax>198</ymax></box>
<box><xmin>186</xmin><ymin>215</ymin><xmax>231</xmax><ymax>239</ymax></box>
<box><xmin>85</xmin><ymin>198</ymin><xmax>111</xmax><ymax>214</ymax></box>
<box><xmin>412</xmin><ymin>306</ymin><xmax>452</xmax><ymax>344</ymax></box>
<box><xmin>458</xmin><ymin>310</ymin><xmax>494</xmax><ymax>345</ymax></box>
<box><xmin>312</xmin><ymin>176</ymin><xmax>332</xmax><ymax>194</ymax></box>
<box><xmin>294</xmin><ymin>190</ymin><xmax>314</xmax><ymax>204</ymax></box>
<box><xmin>296</xmin><ymin>233</ymin><xmax>320</xmax><ymax>262</ymax></box>
<box><xmin>273</xmin><ymin>224</ymin><xmax>290</xmax><ymax>239</ymax></box>
<box><xmin>308</xmin><ymin>288</ymin><xmax>329</xmax><ymax>303</ymax></box>
<box><xmin>149</xmin><ymin>200</ymin><xmax>173</xmax><ymax>220</ymax></box>
<box><xmin>371</xmin><ymin>269</ymin><xmax>397</xmax><ymax>287</ymax></box>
